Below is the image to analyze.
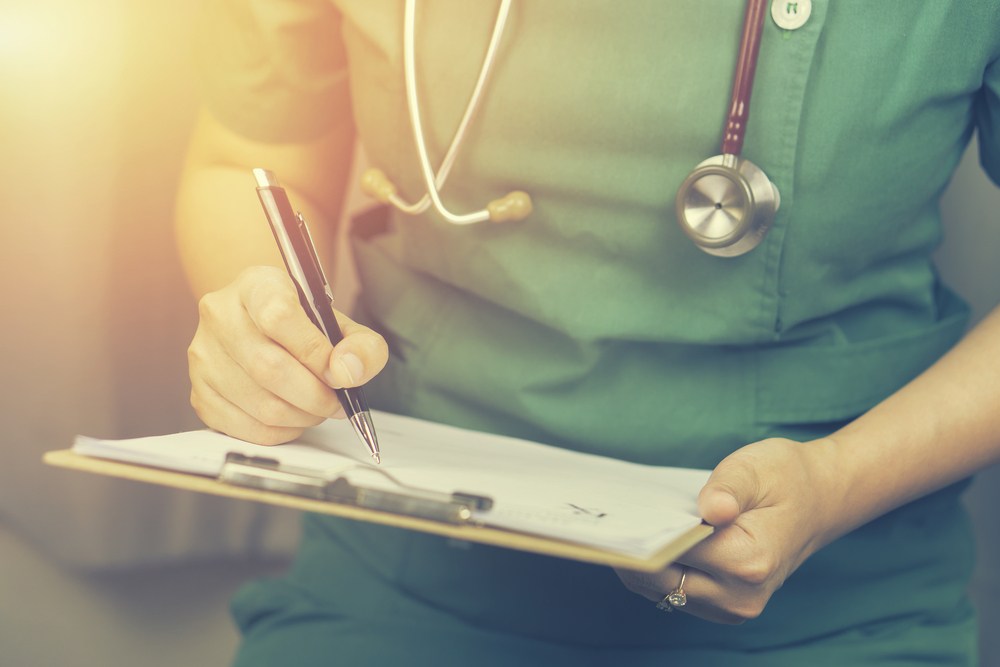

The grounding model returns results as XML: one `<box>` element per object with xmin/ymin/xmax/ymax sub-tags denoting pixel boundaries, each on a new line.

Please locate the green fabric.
<box><xmin>231</xmin><ymin>506</ymin><xmax>978</xmax><ymax>666</ymax></box>
<box><xmin>198</xmin><ymin>0</ymin><xmax>1000</xmax><ymax>663</ymax></box>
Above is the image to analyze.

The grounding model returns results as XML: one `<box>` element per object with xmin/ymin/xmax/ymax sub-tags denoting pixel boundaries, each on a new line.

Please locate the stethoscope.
<box><xmin>361</xmin><ymin>0</ymin><xmax>779</xmax><ymax>257</ymax></box>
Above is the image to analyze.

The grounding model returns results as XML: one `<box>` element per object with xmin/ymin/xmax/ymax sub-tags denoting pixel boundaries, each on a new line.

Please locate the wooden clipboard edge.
<box><xmin>43</xmin><ymin>449</ymin><xmax>712</xmax><ymax>572</ymax></box>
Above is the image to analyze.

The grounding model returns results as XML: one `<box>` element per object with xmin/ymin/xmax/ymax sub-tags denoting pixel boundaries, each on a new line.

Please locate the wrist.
<box><xmin>799</xmin><ymin>436</ymin><xmax>858</xmax><ymax>552</ymax></box>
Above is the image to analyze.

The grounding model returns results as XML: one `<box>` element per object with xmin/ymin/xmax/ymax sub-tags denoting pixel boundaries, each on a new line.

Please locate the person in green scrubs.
<box><xmin>176</xmin><ymin>1</ymin><xmax>1000</xmax><ymax>664</ymax></box>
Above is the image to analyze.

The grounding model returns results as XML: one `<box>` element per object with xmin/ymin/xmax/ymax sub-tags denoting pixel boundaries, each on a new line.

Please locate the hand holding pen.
<box><xmin>254</xmin><ymin>168</ymin><xmax>383</xmax><ymax>462</ymax></box>
<box><xmin>184</xmin><ymin>174</ymin><xmax>388</xmax><ymax>453</ymax></box>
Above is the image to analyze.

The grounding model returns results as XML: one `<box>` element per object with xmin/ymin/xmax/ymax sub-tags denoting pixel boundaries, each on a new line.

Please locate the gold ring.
<box><xmin>655</xmin><ymin>568</ymin><xmax>688</xmax><ymax>612</ymax></box>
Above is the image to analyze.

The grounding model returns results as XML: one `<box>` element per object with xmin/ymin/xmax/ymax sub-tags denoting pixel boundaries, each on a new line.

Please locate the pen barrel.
<box><xmin>335</xmin><ymin>386</ymin><xmax>365</xmax><ymax>418</ymax></box>
<box><xmin>297</xmin><ymin>289</ymin><xmax>372</xmax><ymax>421</ymax></box>
<box><xmin>297</xmin><ymin>284</ymin><xmax>345</xmax><ymax>346</ymax></box>
<box><xmin>286</xmin><ymin>272</ymin><xmax>370</xmax><ymax>420</ymax></box>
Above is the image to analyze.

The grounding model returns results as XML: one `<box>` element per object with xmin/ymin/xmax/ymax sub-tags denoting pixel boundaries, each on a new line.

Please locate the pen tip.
<box><xmin>349</xmin><ymin>411</ymin><xmax>381</xmax><ymax>465</ymax></box>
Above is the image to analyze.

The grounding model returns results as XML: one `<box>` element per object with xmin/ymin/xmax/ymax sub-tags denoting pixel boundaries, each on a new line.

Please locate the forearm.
<box><xmin>820</xmin><ymin>303</ymin><xmax>1000</xmax><ymax>542</ymax></box>
<box><xmin>175</xmin><ymin>109</ymin><xmax>355</xmax><ymax>296</ymax></box>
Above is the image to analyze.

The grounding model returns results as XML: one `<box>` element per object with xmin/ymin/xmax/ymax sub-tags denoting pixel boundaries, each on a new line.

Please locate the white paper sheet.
<box><xmin>74</xmin><ymin>411</ymin><xmax>711</xmax><ymax>559</ymax></box>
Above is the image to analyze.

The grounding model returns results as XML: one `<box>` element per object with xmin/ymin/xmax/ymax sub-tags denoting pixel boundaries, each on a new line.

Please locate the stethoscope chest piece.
<box><xmin>675</xmin><ymin>155</ymin><xmax>779</xmax><ymax>257</ymax></box>
<box><xmin>672</xmin><ymin>0</ymin><xmax>778</xmax><ymax>258</ymax></box>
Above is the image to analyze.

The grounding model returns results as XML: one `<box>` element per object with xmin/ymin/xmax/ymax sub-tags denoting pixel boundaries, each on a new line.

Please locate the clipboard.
<box><xmin>43</xmin><ymin>447</ymin><xmax>712</xmax><ymax>573</ymax></box>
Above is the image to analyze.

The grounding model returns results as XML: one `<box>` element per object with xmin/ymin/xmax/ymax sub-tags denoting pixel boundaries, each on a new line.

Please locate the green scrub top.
<box><xmin>199</xmin><ymin>1</ymin><xmax>999</xmax><ymax>664</ymax></box>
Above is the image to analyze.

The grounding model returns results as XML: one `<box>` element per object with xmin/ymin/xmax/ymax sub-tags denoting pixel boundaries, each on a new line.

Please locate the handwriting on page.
<box><xmin>498</xmin><ymin>503</ymin><xmax>610</xmax><ymax>527</ymax></box>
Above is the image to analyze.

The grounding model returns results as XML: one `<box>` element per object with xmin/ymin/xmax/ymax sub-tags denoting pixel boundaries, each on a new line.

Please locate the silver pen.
<box><xmin>253</xmin><ymin>168</ymin><xmax>381</xmax><ymax>464</ymax></box>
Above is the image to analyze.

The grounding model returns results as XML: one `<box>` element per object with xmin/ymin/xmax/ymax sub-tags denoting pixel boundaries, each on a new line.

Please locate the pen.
<box><xmin>253</xmin><ymin>168</ymin><xmax>382</xmax><ymax>464</ymax></box>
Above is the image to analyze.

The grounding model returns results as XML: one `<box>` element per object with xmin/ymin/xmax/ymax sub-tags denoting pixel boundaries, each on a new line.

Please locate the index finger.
<box><xmin>240</xmin><ymin>270</ymin><xmax>336</xmax><ymax>381</ymax></box>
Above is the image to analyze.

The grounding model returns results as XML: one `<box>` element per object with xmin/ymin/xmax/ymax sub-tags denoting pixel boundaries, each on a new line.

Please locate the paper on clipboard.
<box><xmin>71</xmin><ymin>411</ymin><xmax>711</xmax><ymax>561</ymax></box>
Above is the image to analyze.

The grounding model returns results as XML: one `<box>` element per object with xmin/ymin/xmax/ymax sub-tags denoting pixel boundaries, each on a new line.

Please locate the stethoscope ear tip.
<box><xmin>361</xmin><ymin>167</ymin><xmax>397</xmax><ymax>203</ymax></box>
<box><xmin>487</xmin><ymin>191</ymin><xmax>533</xmax><ymax>223</ymax></box>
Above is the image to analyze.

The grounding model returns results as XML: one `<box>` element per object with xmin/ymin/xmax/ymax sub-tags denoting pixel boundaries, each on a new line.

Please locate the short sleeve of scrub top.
<box><xmin>196</xmin><ymin>2</ymin><xmax>999</xmax><ymax>665</ymax></box>
<box><xmin>197</xmin><ymin>0</ymin><xmax>352</xmax><ymax>142</ymax></box>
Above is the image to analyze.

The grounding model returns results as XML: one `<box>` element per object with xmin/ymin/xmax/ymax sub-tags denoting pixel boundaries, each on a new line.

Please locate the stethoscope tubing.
<box><xmin>723</xmin><ymin>0</ymin><xmax>767</xmax><ymax>157</ymax></box>
<box><xmin>400</xmin><ymin>0</ymin><xmax>512</xmax><ymax>224</ymax></box>
<box><xmin>369</xmin><ymin>0</ymin><xmax>777</xmax><ymax>257</ymax></box>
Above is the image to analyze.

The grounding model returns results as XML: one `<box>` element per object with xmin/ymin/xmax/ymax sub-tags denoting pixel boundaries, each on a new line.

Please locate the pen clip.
<box><xmin>295</xmin><ymin>211</ymin><xmax>335</xmax><ymax>307</ymax></box>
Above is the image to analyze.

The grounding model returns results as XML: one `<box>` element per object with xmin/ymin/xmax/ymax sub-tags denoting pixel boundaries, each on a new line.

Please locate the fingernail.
<box><xmin>336</xmin><ymin>353</ymin><xmax>364</xmax><ymax>386</ymax></box>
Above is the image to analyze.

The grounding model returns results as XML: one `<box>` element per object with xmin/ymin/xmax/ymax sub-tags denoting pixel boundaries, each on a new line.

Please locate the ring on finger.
<box><xmin>655</xmin><ymin>567</ymin><xmax>688</xmax><ymax>612</ymax></box>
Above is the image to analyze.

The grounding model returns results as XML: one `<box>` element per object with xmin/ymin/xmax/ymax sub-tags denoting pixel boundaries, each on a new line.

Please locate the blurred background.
<box><xmin>0</xmin><ymin>1</ymin><xmax>997</xmax><ymax>665</ymax></box>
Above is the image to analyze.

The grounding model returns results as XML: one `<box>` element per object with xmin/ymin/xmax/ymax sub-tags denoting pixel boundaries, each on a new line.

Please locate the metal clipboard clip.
<box><xmin>219</xmin><ymin>452</ymin><xmax>493</xmax><ymax>525</ymax></box>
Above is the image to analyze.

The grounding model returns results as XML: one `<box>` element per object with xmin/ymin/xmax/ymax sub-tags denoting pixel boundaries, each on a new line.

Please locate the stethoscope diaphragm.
<box><xmin>676</xmin><ymin>154</ymin><xmax>780</xmax><ymax>257</ymax></box>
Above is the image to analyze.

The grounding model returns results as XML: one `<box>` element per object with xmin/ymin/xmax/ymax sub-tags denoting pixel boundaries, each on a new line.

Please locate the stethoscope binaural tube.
<box><xmin>361</xmin><ymin>0</ymin><xmax>532</xmax><ymax>225</ymax></box>
<box><xmin>675</xmin><ymin>0</ymin><xmax>780</xmax><ymax>257</ymax></box>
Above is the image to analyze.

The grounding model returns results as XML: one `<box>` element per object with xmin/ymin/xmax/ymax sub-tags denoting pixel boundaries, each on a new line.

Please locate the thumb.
<box><xmin>697</xmin><ymin>452</ymin><xmax>761</xmax><ymax>527</ymax></box>
<box><xmin>323</xmin><ymin>311</ymin><xmax>389</xmax><ymax>389</ymax></box>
